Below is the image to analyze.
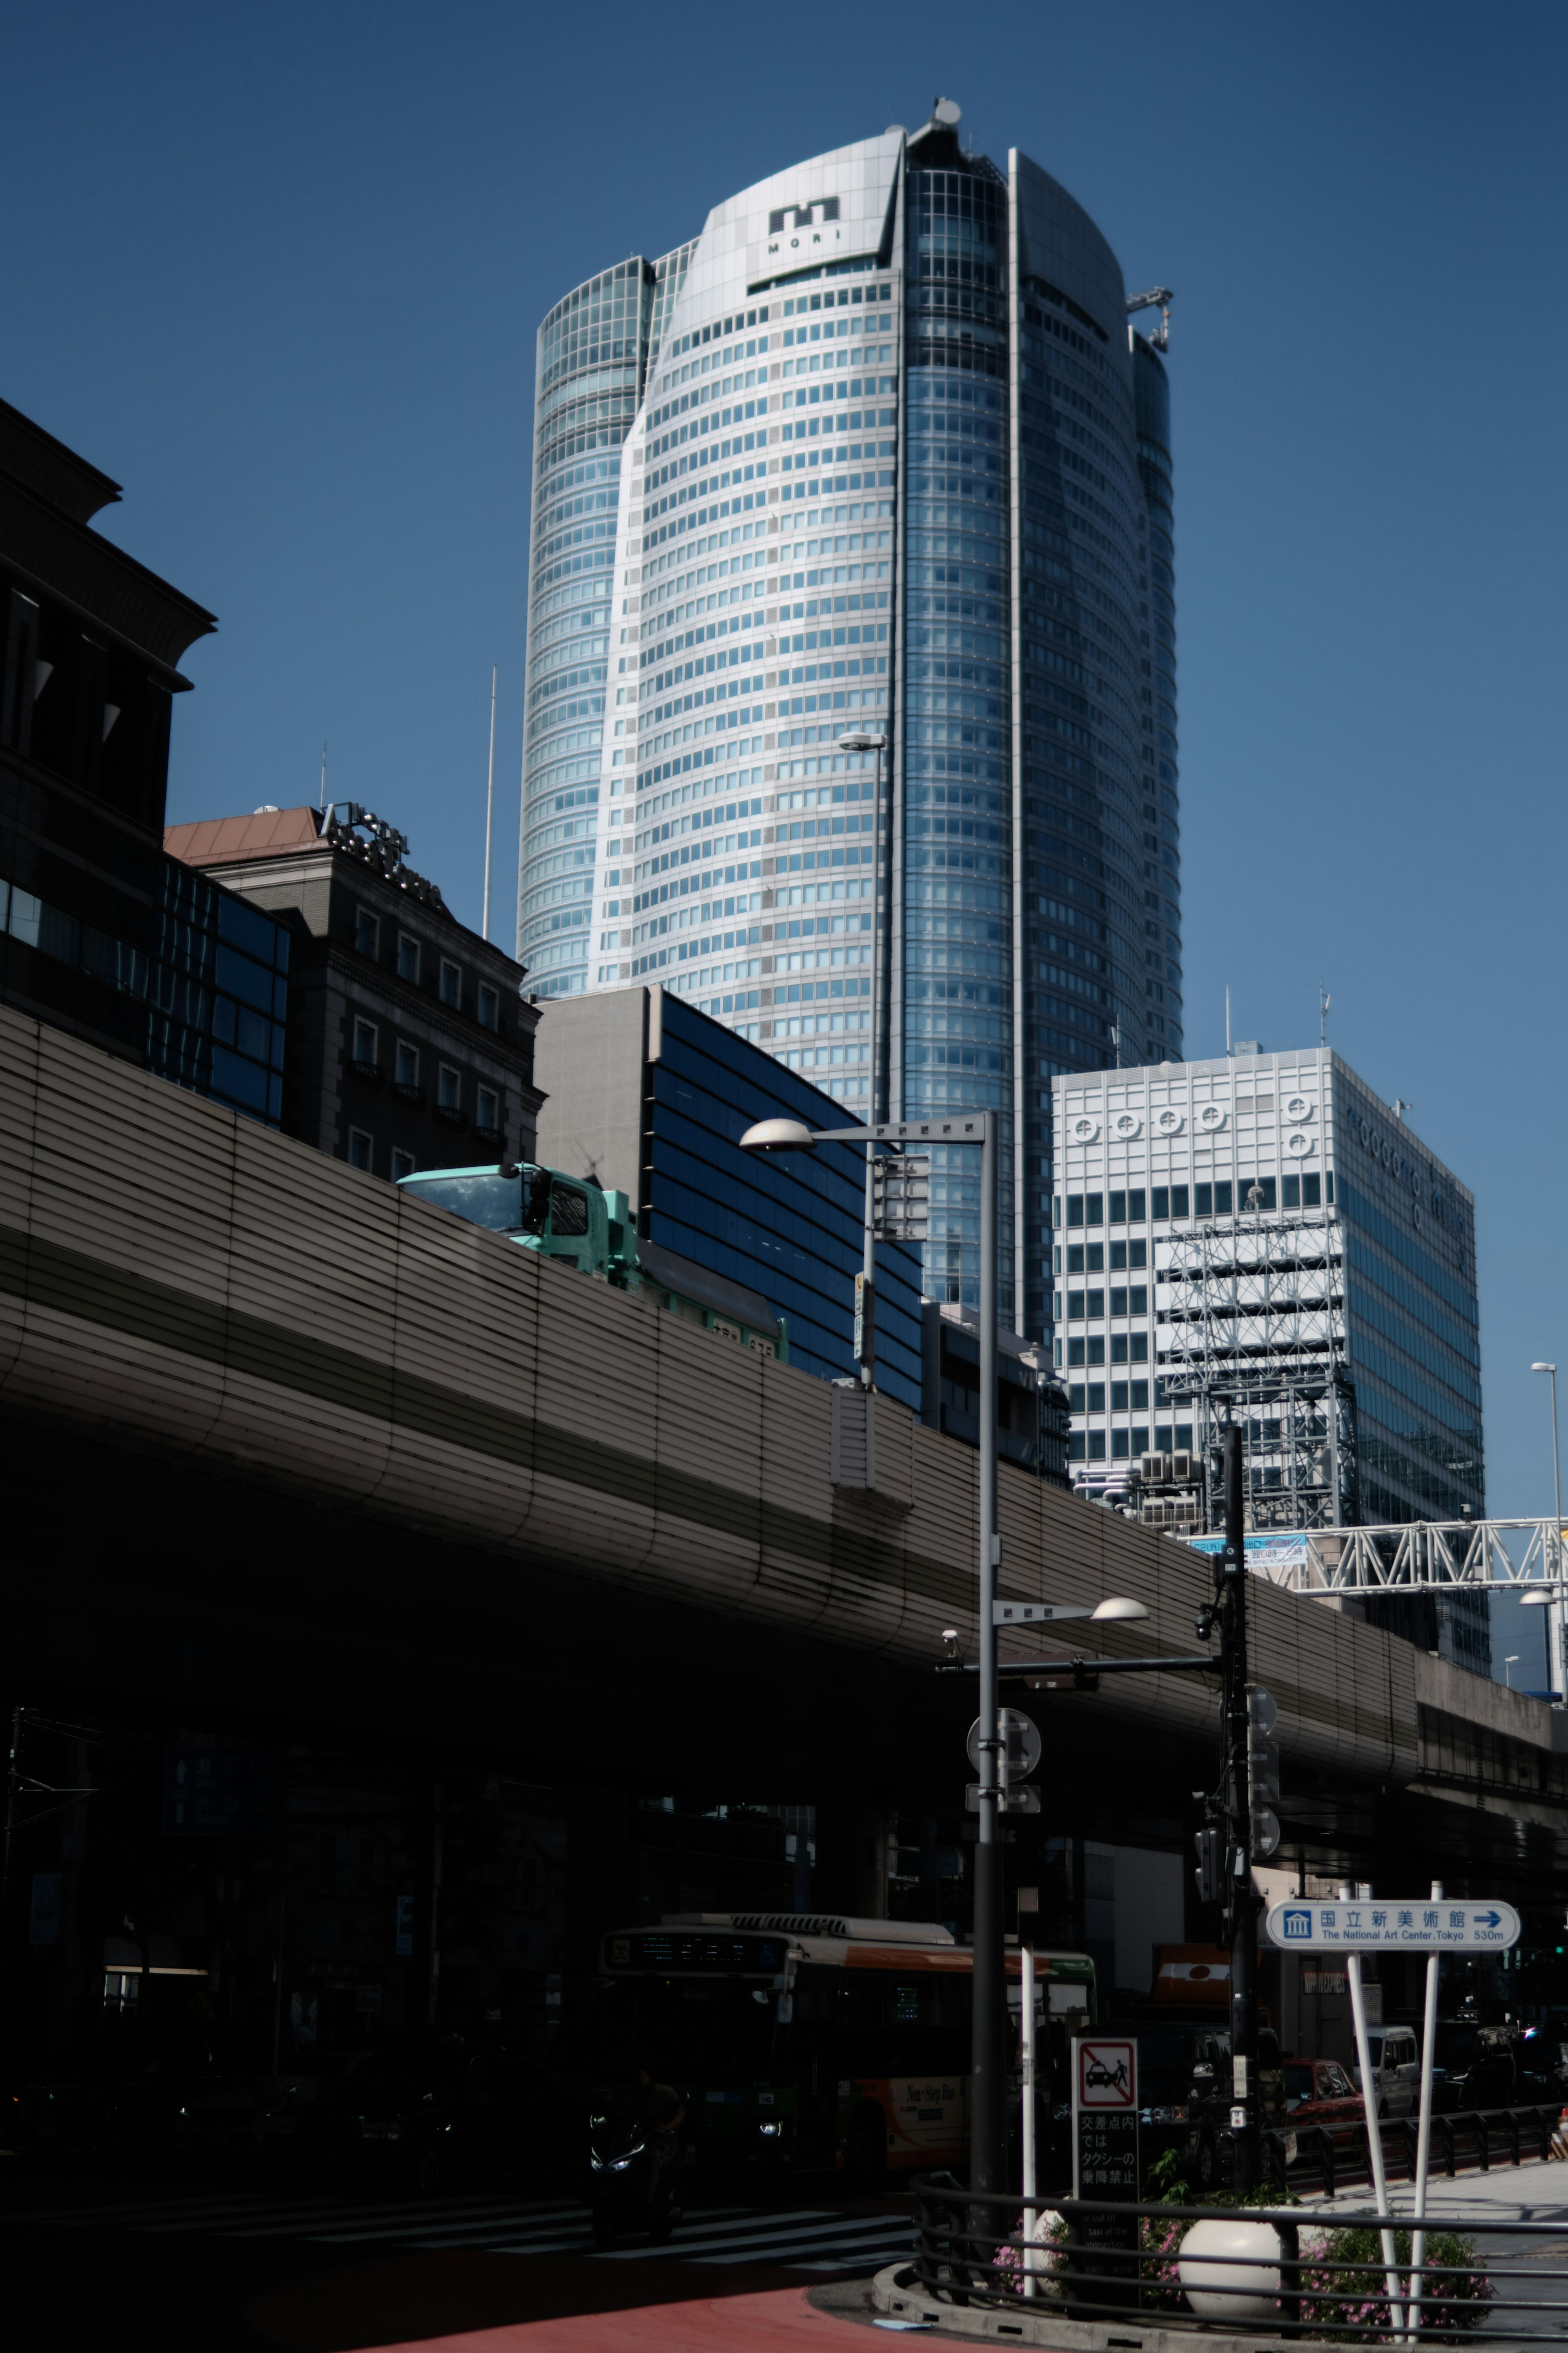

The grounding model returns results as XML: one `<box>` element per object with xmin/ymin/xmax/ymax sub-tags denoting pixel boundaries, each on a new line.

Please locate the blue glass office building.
<box><xmin>532</xmin><ymin>985</ymin><xmax>924</xmax><ymax>1408</ymax></box>
<box><xmin>519</xmin><ymin>106</ymin><xmax>1179</xmax><ymax>1346</ymax></box>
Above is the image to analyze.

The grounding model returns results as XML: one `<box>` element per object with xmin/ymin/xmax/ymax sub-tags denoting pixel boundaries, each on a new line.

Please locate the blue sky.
<box><xmin>7</xmin><ymin>3</ymin><xmax>1566</xmax><ymax>1651</ymax></box>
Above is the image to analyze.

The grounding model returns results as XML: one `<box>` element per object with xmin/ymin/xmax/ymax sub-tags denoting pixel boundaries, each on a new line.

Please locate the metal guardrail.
<box><xmin>908</xmin><ymin>2169</ymin><xmax>1568</xmax><ymax>2338</ymax></box>
<box><xmin>1267</xmin><ymin>2101</ymin><xmax>1563</xmax><ymax>2200</ymax></box>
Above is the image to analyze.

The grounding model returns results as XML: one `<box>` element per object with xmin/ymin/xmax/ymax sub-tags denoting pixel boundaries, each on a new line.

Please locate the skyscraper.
<box><xmin>516</xmin><ymin>108</ymin><xmax>1179</xmax><ymax>1339</ymax></box>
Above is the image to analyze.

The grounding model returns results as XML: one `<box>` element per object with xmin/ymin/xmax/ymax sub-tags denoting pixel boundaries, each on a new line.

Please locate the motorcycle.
<box><xmin>587</xmin><ymin>2111</ymin><xmax>690</xmax><ymax>2248</ymax></box>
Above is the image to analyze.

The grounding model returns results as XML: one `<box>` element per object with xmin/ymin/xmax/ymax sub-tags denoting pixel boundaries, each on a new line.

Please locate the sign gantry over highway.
<box><xmin>1265</xmin><ymin>1899</ymin><xmax>1521</xmax><ymax>1952</ymax></box>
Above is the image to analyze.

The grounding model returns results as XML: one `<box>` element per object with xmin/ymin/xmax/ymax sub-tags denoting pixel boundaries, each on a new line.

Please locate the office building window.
<box><xmin>347</xmin><ymin>1129</ymin><xmax>373</xmax><ymax>1171</ymax></box>
<box><xmin>437</xmin><ymin>1064</ymin><xmax>461</xmax><ymax>1111</ymax></box>
<box><xmin>394</xmin><ymin>1041</ymin><xmax>419</xmax><ymax>1088</ymax></box>
<box><xmin>354</xmin><ymin>908</ymin><xmax>379</xmax><ymax>957</ymax></box>
<box><xmin>352</xmin><ymin>1017</ymin><xmax>379</xmax><ymax>1068</ymax></box>
<box><xmin>1151</xmin><ymin>1185</ymin><xmax>1190</xmax><ymax>1220</ymax></box>
<box><xmin>439</xmin><ymin>958</ymin><xmax>461</xmax><ymax>1008</ymax></box>
<box><xmin>397</xmin><ymin>935</ymin><xmax>421</xmax><ymax>983</ymax></box>
<box><xmin>478</xmin><ymin>984</ymin><xmax>499</xmax><ymax>1031</ymax></box>
<box><xmin>391</xmin><ymin>1148</ymin><xmax>415</xmax><ymax>1180</ymax></box>
<box><xmin>477</xmin><ymin>1085</ymin><xmax>499</xmax><ymax>1131</ymax></box>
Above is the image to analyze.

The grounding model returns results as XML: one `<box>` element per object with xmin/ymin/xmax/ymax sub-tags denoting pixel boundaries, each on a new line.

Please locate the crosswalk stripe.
<box><xmin>705</xmin><ymin>2233</ymin><xmax>915</xmax><ymax>2268</ymax></box>
<box><xmin>405</xmin><ymin>2206</ymin><xmax>767</xmax><ymax>2255</ymax></box>
<box><xmin>0</xmin><ymin>2190</ymin><xmax>915</xmax><ymax>2274</ymax></box>
<box><xmin>2</xmin><ymin>2192</ymin><xmax>287</xmax><ymax>2228</ymax></box>
<box><xmin>223</xmin><ymin>2197</ymin><xmax>581</xmax><ymax>2242</ymax></box>
<box><xmin>789</xmin><ymin>2249</ymin><xmax>916</xmax><ymax>2275</ymax></box>
<box><xmin>601</xmin><ymin>2217</ymin><xmax>911</xmax><ymax>2263</ymax></box>
<box><xmin>309</xmin><ymin>2205</ymin><xmax>755</xmax><ymax>2251</ymax></box>
<box><xmin>2</xmin><ymin>2192</ymin><xmax>582</xmax><ymax>2237</ymax></box>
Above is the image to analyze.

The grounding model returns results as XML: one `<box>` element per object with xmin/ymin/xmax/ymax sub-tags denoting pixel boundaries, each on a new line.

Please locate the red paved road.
<box><xmin>372</xmin><ymin>2286</ymin><xmax>873</xmax><ymax>2353</ymax></box>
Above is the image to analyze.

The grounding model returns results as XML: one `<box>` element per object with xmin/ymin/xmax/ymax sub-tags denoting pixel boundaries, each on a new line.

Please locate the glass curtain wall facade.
<box><xmin>902</xmin><ymin>153</ymin><xmax>1013</xmax><ymax>1310</ymax></box>
<box><xmin>519</xmin><ymin>114</ymin><xmax>1178</xmax><ymax>1343</ymax></box>
<box><xmin>518</xmin><ymin>257</ymin><xmax>672</xmax><ymax>996</ymax></box>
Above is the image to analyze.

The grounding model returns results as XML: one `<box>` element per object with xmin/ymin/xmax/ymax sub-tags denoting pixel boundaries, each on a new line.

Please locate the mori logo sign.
<box><xmin>768</xmin><ymin>197</ymin><xmax>840</xmax><ymax>234</ymax></box>
<box><xmin>766</xmin><ymin>196</ymin><xmax>844</xmax><ymax>256</ymax></box>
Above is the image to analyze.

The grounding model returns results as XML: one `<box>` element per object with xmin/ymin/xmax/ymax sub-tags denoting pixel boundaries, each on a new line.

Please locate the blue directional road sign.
<box><xmin>1264</xmin><ymin>1899</ymin><xmax>1520</xmax><ymax>1952</ymax></box>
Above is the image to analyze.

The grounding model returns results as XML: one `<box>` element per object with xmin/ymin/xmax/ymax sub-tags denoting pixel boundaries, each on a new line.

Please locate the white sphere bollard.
<box><xmin>1178</xmin><ymin>2217</ymin><xmax>1283</xmax><ymax>2322</ymax></box>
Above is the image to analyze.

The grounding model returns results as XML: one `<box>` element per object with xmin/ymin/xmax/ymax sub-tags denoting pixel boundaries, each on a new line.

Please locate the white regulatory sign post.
<box><xmin>1265</xmin><ymin>1899</ymin><xmax>1521</xmax><ymax>1952</ymax></box>
<box><xmin>1071</xmin><ymin>2036</ymin><xmax>1139</xmax><ymax>2311</ymax></box>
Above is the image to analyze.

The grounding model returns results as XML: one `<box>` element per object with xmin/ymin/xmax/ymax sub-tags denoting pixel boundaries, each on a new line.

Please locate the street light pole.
<box><xmin>740</xmin><ymin>1105</ymin><xmax>1002</xmax><ymax>2197</ymax></box>
<box><xmin>1219</xmin><ymin>1423</ymin><xmax>1260</xmax><ymax>2194</ymax></box>
<box><xmin>840</xmin><ymin>732</ymin><xmax>889</xmax><ymax>1392</ymax></box>
<box><xmin>971</xmin><ymin>1106</ymin><xmax>1004</xmax><ymax>2204</ymax></box>
<box><xmin>1532</xmin><ymin>1365</ymin><xmax>1562</xmax><ymax>1696</ymax></box>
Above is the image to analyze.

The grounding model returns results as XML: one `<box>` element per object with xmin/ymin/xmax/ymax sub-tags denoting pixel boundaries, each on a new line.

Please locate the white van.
<box><xmin>1351</xmin><ymin>2026</ymin><xmax>1421</xmax><ymax>2115</ymax></box>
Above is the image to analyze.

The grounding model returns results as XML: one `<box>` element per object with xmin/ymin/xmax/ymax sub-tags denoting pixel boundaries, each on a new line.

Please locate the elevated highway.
<box><xmin>0</xmin><ymin>1003</ymin><xmax>1562</xmax><ymax>1898</ymax></box>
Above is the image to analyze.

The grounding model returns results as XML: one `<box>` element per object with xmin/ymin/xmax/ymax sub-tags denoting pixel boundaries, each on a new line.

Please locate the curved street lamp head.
<box><xmin>837</xmin><ymin>731</ymin><xmax>888</xmax><ymax>753</ymax></box>
<box><xmin>1533</xmin><ymin>1362</ymin><xmax>1557</xmax><ymax>1374</ymax></box>
<box><xmin>1520</xmin><ymin>1590</ymin><xmax>1552</xmax><ymax>1607</ymax></box>
<box><xmin>1090</xmin><ymin>1595</ymin><xmax>1150</xmax><ymax>1623</ymax></box>
<box><xmin>739</xmin><ymin>1117</ymin><xmax>817</xmax><ymax>1153</ymax></box>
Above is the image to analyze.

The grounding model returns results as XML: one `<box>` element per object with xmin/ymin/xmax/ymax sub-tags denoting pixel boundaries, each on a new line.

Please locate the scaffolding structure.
<box><xmin>1159</xmin><ymin>1211</ymin><xmax>1357</xmax><ymax>1531</ymax></box>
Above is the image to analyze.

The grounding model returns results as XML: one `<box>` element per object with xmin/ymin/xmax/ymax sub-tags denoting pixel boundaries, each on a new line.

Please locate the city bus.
<box><xmin>592</xmin><ymin>1912</ymin><xmax>1096</xmax><ymax>2185</ymax></box>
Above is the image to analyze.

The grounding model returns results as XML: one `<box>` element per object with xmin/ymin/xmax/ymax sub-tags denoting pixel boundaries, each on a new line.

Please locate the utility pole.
<box><xmin>970</xmin><ymin>1108</ymin><xmax>1003</xmax><ymax>2207</ymax></box>
<box><xmin>0</xmin><ymin>1705</ymin><xmax>21</xmax><ymax>2011</ymax></box>
<box><xmin>1219</xmin><ymin>1425</ymin><xmax>1260</xmax><ymax>2192</ymax></box>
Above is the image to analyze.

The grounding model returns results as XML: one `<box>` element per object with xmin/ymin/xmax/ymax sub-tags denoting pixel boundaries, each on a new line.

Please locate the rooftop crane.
<box><xmin>1126</xmin><ymin>286</ymin><xmax>1173</xmax><ymax>350</ymax></box>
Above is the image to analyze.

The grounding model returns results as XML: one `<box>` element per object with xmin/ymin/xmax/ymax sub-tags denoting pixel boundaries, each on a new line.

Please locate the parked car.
<box><xmin>1282</xmin><ymin>2056</ymin><xmax>1363</xmax><ymax>2146</ymax></box>
<box><xmin>292</xmin><ymin>2039</ymin><xmax>559</xmax><ymax>2191</ymax></box>
<box><xmin>1349</xmin><ymin>2025</ymin><xmax>1420</xmax><ymax>2117</ymax></box>
<box><xmin>1428</xmin><ymin>2022</ymin><xmax>1517</xmax><ymax>2114</ymax></box>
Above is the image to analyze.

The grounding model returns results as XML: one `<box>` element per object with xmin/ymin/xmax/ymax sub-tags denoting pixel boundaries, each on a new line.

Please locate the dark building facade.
<box><xmin>920</xmin><ymin>1298</ymin><xmax>1072</xmax><ymax>1487</ymax></box>
<box><xmin>165</xmin><ymin>801</ymin><xmax>542</xmax><ymax>1178</ymax></box>
<box><xmin>533</xmin><ymin>983</ymin><xmax>926</xmax><ymax>1407</ymax></box>
<box><xmin>0</xmin><ymin>398</ymin><xmax>290</xmax><ymax>1124</ymax></box>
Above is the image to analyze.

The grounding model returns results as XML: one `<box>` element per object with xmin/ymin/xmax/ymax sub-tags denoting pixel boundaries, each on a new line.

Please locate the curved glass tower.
<box><xmin>518</xmin><ymin>109</ymin><xmax>1179</xmax><ymax>1341</ymax></box>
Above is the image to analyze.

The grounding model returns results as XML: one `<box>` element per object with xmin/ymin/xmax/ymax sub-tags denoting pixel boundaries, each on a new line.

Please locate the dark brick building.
<box><xmin>165</xmin><ymin>803</ymin><xmax>542</xmax><ymax>1176</ymax></box>
<box><xmin>0</xmin><ymin>397</ymin><xmax>290</xmax><ymax>1122</ymax></box>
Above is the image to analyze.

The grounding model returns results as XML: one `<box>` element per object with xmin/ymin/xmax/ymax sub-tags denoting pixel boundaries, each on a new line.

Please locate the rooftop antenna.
<box><xmin>318</xmin><ymin>743</ymin><xmax>327</xmax><ymax>815</ymax></box>
<box><xmin>482</xmin><ymin>666</ymin><xmax>497</xmax><ymax>943</ymax></box>
<box><xmin>1225</xmin><ymin>985</ymin><xmax>1232</xmax><ymax>1058</ymax></box>
<box><xmin>1319</xmin><ymin>979</ymin><xmax>1330</xmax><ymax>1048</ymax></box>
<box><xmin>1393</xmin><ymin>1098</ymin><xmax>1414</xmax><ymax>1123</ymax></box>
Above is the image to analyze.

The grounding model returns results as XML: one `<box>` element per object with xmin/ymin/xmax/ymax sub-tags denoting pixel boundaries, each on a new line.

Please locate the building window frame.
<box><xmin>351</xmin><ymin>1016</ymin><xmax>379</xmax><ymax>1074</ymax></box>
<box><xmin>347</xmin><ymin>1128</ymin><xmax>374</xmax><ymax>1171</ymax></box>
<box><xmin>396</xmin><ymin>933</ymin><xmax>421</xmax><ymax>984</ymax></box>
<box><xmin>439</xmin><ymin>957</ymin><xmax>462</xmax><ymax>1009</ymax></box>
<box><xmin>477</xmin><ymin>983</ymin><xmax>499</xmax><ymax>1032</ymax></box>
<box><xmin>436</xmin><ymin>1062</ymin><xmax>462</xmax><ymax>1113</ymax></box>
<box><xmin>394</xmin><ymin>1040</ymin><xmax>420</xmax><ymax>1093</ymax></box>
<box><xmin>354</xmin><ymin>907</ymin><xmax>380</xmax><ymax>958</ymax></box>
<box><xmin>391</xmin><ymin>1147</ymin><xmax>416</xmax><ymax>1181</ymax></box>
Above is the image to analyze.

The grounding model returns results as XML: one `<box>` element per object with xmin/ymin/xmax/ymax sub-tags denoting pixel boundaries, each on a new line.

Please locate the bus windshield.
<box><xmin>595</xmin><ymin>1973</ymin><xmax>782</xmax><ymax>2081</ymax></box>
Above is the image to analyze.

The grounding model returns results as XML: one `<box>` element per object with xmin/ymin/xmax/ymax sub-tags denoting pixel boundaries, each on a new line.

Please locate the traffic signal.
<box><xmin>872</xmin><ymin>1153</ymin><xmax>930</xmax><ymax>1242</ymax></box>
<box><xmin>1247</xmin><ymin>1686</ymin><xmax>1281</xmax><ymax>1861</ymax></box>
<box><xmin>1194</xmin><ymin>1825</ymin><xmax>1223</xmax><ymax>1905</ymax></box>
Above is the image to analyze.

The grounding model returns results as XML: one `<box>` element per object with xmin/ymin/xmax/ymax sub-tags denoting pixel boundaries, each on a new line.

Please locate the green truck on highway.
<box><xmin>397</xmin><ymin>1160</ymin><xmax>789</xmax><ymax>1363</ymax></box>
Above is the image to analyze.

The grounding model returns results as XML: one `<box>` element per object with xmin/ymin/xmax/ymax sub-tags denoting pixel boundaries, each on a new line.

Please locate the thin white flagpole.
<box><xmin>1408</xmin><ymin>1880</ymin><xmax>1443</xmax><ymax>2337</ymax></box>
<box><xmin>1021</xmin><ymin>1945</ymin><xmax>1038</xmax><ymax>2297</ymax></box>
<box><xmin>1343</xmin><ymin>1885</ymin><xmax>1403</xmax><ymax>2335</ymax></box>
<box><xmin>482</xmin><ymin>667</ymin><xmax>497</xmax><ymax>943</ymax></box>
